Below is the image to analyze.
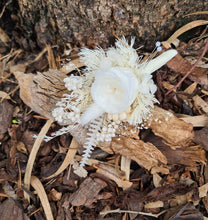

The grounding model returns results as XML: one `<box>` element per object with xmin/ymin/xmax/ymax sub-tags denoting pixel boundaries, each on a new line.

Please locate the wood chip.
<box><xmin>0</xmin><ymin>198</ymin><xmax>29</xmax><ymax>220</ymax></box>
<box><xmin>179</xmin><ymin>115</ymin><xmax>208</xmax><ymax>127</ymax></box>
<box><xmin>14</xmin><ymin>70</ymin><xmax>68</xmax><ymax>119</ymax></box>
<box><xmin>148</xmin><ymin>106</ymin><xmax>194</xmax><ymax>147</ymax></box>
<box><xmin>69</xmin><ymin>177</ymin><xmax>108</xmax><ymax>206</ymax></box>
<box><xmin>46</xmin><ymin>44</ymin><xmax>57</xmax><ymax>69</ymax></box>
<box><xmin>120</xmin><ymin>156</ymin><xmax>131</xmax><ymax>181</ymax></box>
<box><xmin>60</xmin><ymin>58</ymin><xmax>84</xmax><ymax>74</ymax></box>
<box><xmin>144</xmin><ymin>201</ymin><xmax>164</xmax><ymax>209</ymax></box>
<box><xmin>194</xmin><ymin>126</ymin><xmax>208</xmax><ymax>150</ymax></box>
<box><xmin>95</xmin><ymin>164</ymin><xmax>133</xmax><ymax>190</ymax></box>
<box><xmin>184</xmin><ymin>82</ymin><xmax>197</xmax><ymax>94</ymax></box>
<box><xmin>0</xmin><ymin>27</ymin><xmax>10</xmax><ymax>44</ymax></box>
<box><xmin>0</xmin><ymin>100</ymin><xmax>13</xmax><ymax>140</ymax></box>
<box><xmin>48</xmin><ymin>188</ymin><xmax>62</xmax><ymax>202</ymax></box>
<box><xmin>99</xmin><ymin>136</ymin><xmax>168</xmax><ymax>173</ymax></box>
<box><xmin>193</xmin><ymin>95</ymin><xmax>208</xmax><ymax>114</ymax></box>
<box><xmin>199</xmin><ymin>183</ymin><xmax>208</xmax><ymax>198</ymax></box>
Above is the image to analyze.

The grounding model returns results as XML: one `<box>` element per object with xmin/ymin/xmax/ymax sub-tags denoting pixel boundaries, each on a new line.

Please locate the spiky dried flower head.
<box><xmin>50</xmin><ymin>37</ymin><xmax>177</xmax><ymax>177</ymax></box>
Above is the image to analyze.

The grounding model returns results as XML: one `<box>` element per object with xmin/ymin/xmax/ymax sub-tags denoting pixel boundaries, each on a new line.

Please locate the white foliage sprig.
<box><xmin>74</xmin><ymin>115</ymin><xmax>104</xmax><ymax>177</ymax></box>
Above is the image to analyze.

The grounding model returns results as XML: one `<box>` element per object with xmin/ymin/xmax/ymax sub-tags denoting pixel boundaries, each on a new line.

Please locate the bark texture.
<box><xmin>17</xmin><ymin>0</ymin><xmax>208</xmax><ymax>49</ymax></box>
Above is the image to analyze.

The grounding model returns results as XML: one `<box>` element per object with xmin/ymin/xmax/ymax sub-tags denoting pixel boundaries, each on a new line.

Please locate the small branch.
<box><xmin>100</xmin><ymin>208</ymin><xmax>166</xmax><ymax>218</ymax></box>
<box><xmin>0</xmin><ymin>0</ymin><xmax>12</xmax><ymax>19</ymax></box>
<box><xmin>165</xmin><ymin>41</ymin><xmax>208</xmax><ymax>96</ymax></box>
<box><xmin>0</xmin><ymin>72</ymin><xmax>13</xmax><ymax>84</ymax></box>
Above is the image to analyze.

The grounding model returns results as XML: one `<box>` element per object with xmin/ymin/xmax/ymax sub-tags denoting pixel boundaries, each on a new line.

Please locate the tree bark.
<box><xmin>17</xmin><ymin>0</ymin><xmax>208</xmax><ymax>50</ymax></box>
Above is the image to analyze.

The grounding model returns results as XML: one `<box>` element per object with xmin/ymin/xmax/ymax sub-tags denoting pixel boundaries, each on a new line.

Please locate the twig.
<box><xmin>0</xmin><ymin>85</ymin><xmax>19</xmax><ymax>103</ymax></box>
<box><xmin>28</xmin><ymin>207</ymin><xmax>43</xmax><ymax>217</ymax></box>
<box><xmin>165</xmin><ymin>41</ymin><xmax>208</xmax><ymax>96</ymax></box>
<box><xmin>100</xmin><ymin>208</ymin><xmax>166</xmax><ymax>218</ymax></box>
<box><xmin>0</xmin><ymin>72</ymin><xmax>13</xmax><ymax>84</ymax></box>
<box><xmin>0</xmin><ymin>0</ymin><xmax>12</xmax><ymax>19</ymax></box>
<box><xmin>172</xmin><ymin>203</ymin><xmax>189</xmax><ymax>219</ymax></box>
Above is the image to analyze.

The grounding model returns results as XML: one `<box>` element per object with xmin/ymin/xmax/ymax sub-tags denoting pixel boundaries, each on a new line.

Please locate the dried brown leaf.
<box><xmin>144</xmin><ymin>182</ymin><xmax>198</xmax><ymax>203</ymax></box>
<box><xmin>158</xmin><ymin>145</ymin><xmax>206</xmax><ymax>167</ymax></box>
<box><xmin>24</xmin><ymin>118</ymin><xmax>54</xmax><ymax>202</ymax></box>
<box><xmin>30</xmin><ymin>176</ymin><xmax>54</xmax><ymax>220</ymax></box>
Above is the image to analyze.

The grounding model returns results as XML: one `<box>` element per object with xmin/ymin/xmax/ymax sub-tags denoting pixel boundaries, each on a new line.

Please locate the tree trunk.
<box><xmin>17</xmin><ymin>0</ymin><xmax>208</xmax><ymax>49</ymax></box>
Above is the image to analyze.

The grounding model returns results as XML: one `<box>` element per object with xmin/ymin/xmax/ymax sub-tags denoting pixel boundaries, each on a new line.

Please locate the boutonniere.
<box><xmin>49</xmin><ymin>37</ymin><xmax>177</xmax><ymax>177</ymax></box>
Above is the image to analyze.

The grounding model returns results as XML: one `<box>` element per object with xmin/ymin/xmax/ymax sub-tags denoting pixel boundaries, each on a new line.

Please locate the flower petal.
<box><xmin>80</xmin><ymin>103</ymin><xmax>104</xmax><ymax>125</ymax></box>
<box><xmin>91</xmin><ymin>67</ymin><xmax>138</xmax><ymax>114</ymax></box>
<box><xmin>139</xmin><ymin>49</ymin><xmax>178</xmax><ymax>75</ymax></box>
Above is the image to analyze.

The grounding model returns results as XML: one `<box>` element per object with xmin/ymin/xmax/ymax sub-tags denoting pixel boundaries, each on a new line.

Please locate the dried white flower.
<box><xmin>63</xmin><ymin>74</ymin><xmax>83</xmax><ymax>91</ymax></box>
<box><xmin>81</xmin><ymin>67</ymin><xmax>138</xmax><ymax>124</ymax></box>
<box><xmin>49</xmin><ymin>37</ymin><xmax>177</xmax><ymax>177</ymax></box>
